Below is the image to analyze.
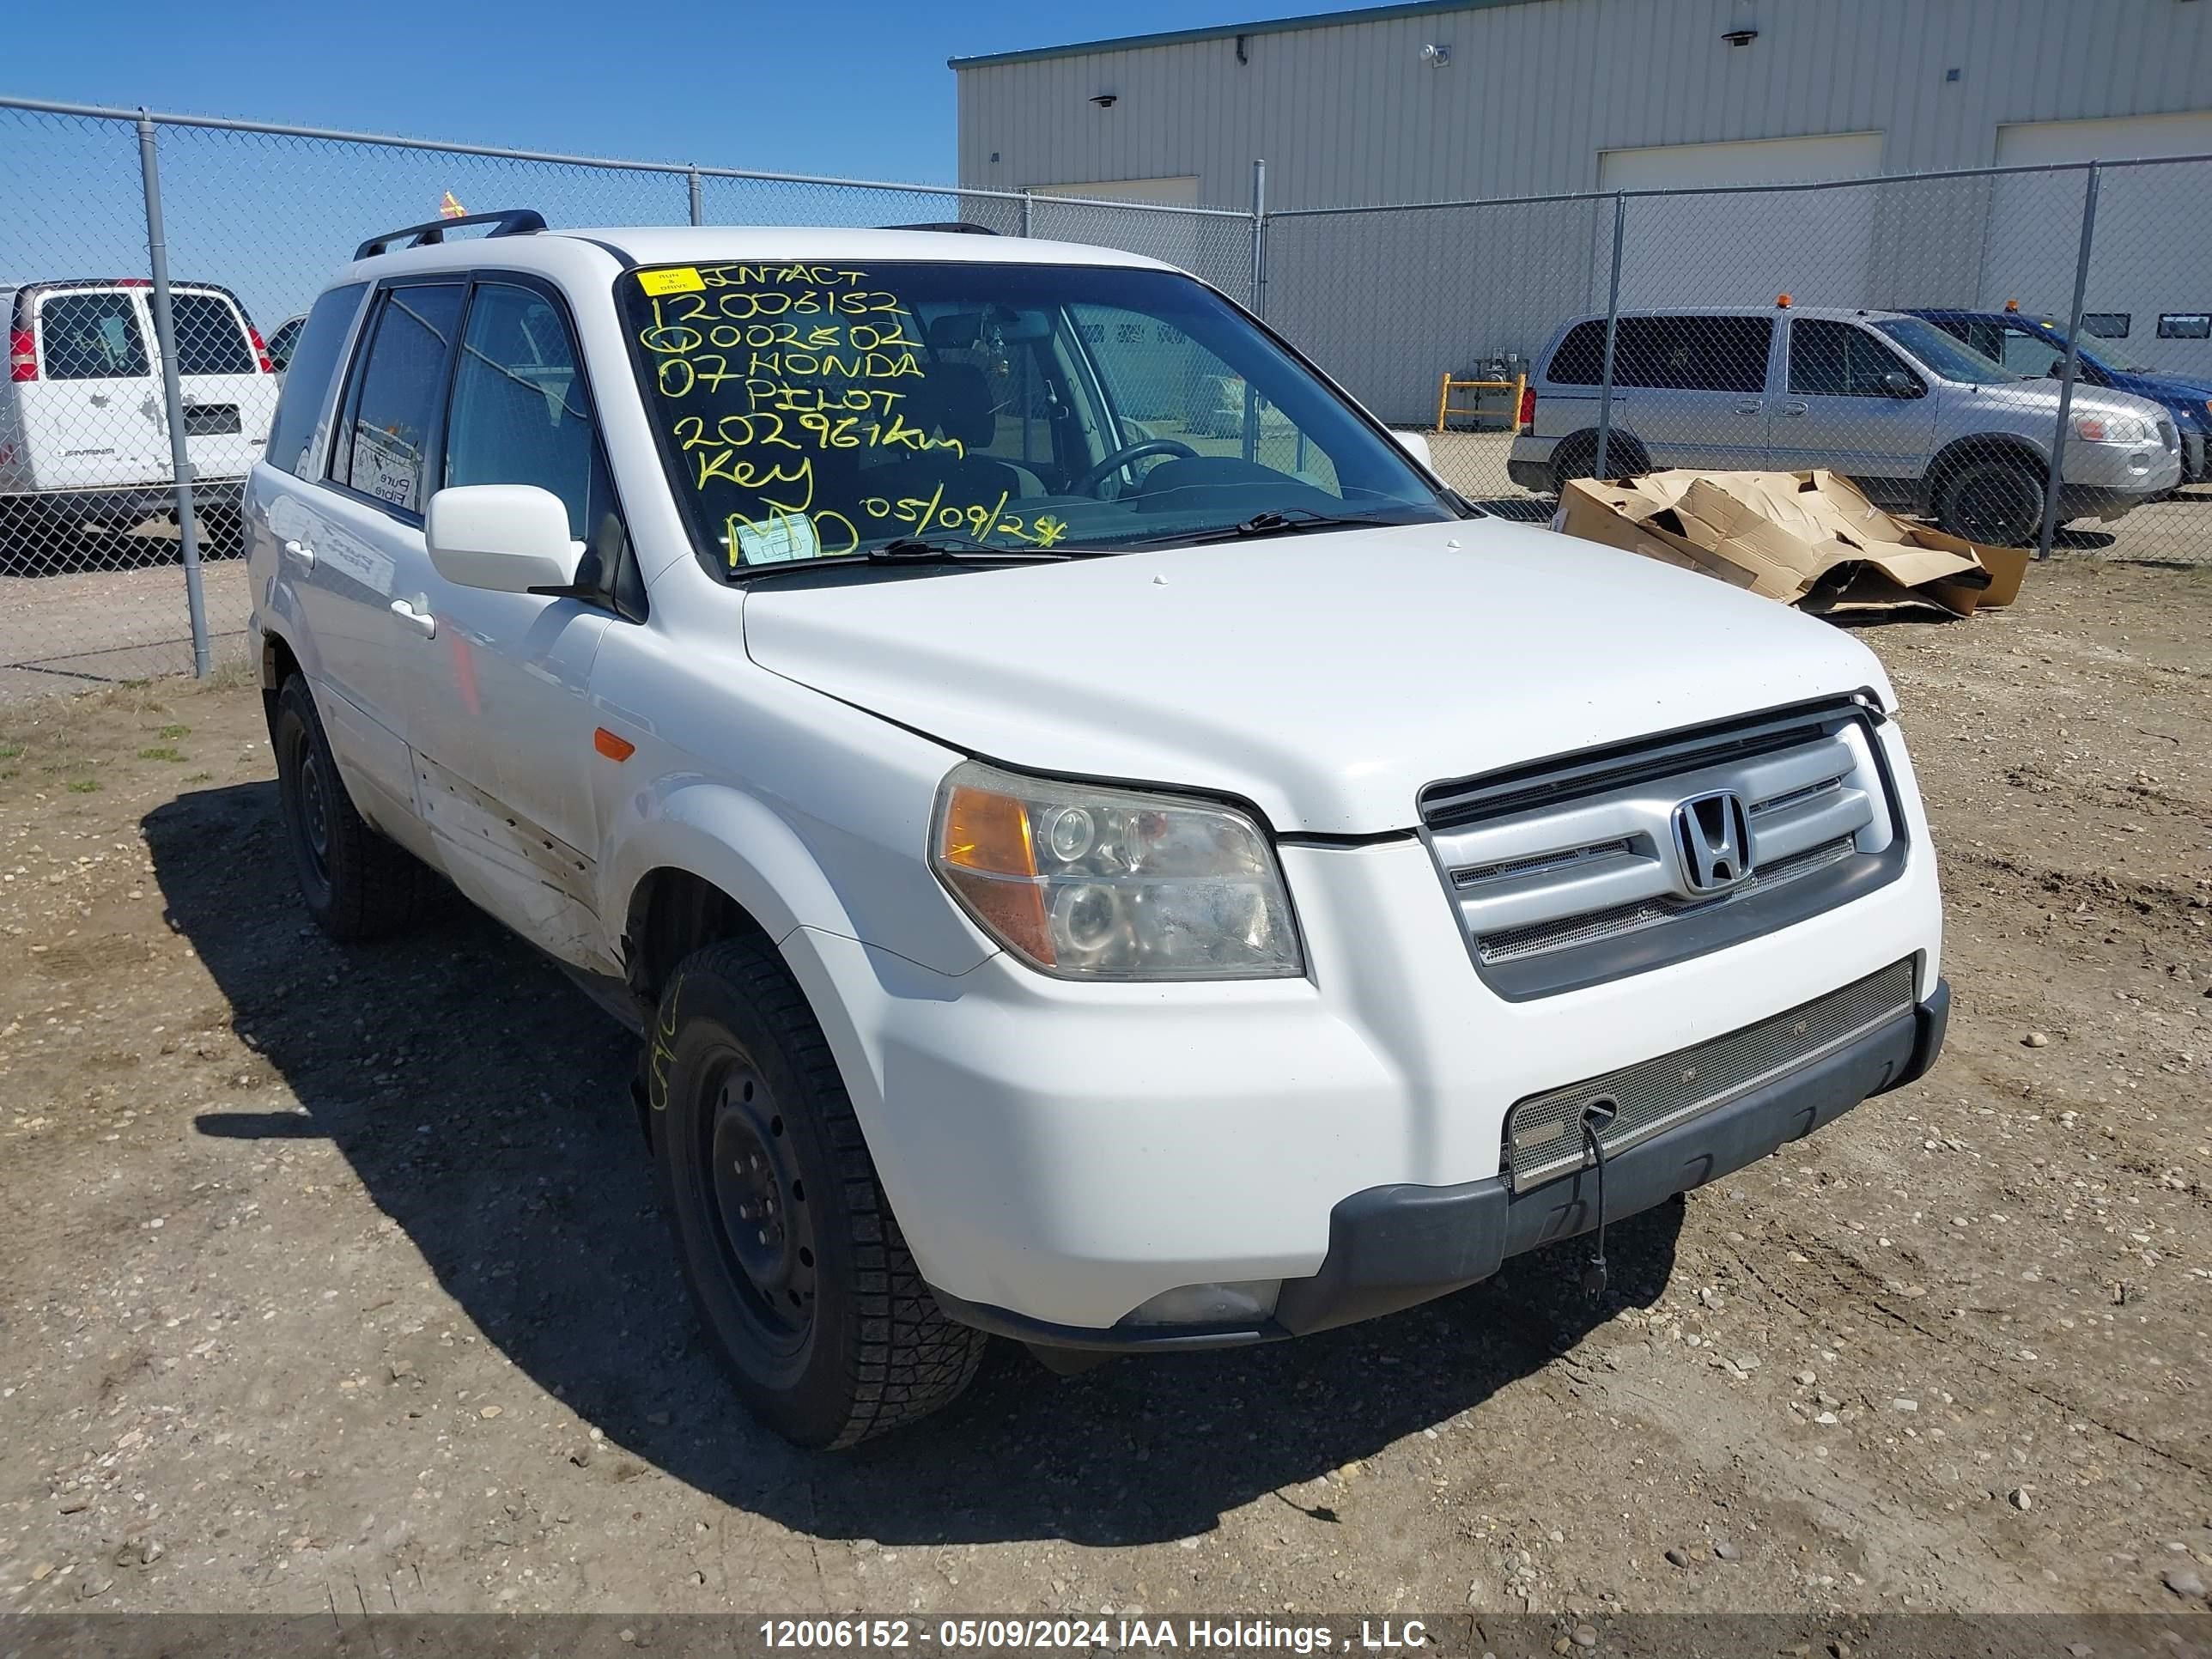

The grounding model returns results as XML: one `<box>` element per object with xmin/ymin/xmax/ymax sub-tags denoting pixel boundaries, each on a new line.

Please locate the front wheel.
<box><xmin>651</xmin><ymin>938</ymin><xmax>987</xmax><ymax>1449</ymax></box>
<box><xmin>1936</xmin><ymin>458</ymin><xmax>2046</xmax><ymax>547</ymax></box>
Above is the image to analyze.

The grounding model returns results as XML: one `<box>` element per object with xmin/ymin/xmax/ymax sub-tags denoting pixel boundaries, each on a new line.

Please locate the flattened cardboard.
<box><xmin>1553</xmin><ymin>468</ymin><xmax>2025</xmax><ymax>620</ymax></box>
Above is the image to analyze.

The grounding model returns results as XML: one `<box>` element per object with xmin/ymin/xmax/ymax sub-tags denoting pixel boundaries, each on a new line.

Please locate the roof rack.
<box><xmin>354</xmin><ymin>208</ymin><xmax>547</xmax><ymax>262</ymax></box>
<box><xmin>879</xmin><ymin>221</ymin><xmax>1000</xmax><ymax>235</ymax></box>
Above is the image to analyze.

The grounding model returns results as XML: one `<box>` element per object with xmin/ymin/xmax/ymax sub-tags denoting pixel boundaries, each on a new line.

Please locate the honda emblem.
<box><xmin>1674</xmin><ymin>790</ymin><xmax>1752</xmax><ymax>893</ymax></box>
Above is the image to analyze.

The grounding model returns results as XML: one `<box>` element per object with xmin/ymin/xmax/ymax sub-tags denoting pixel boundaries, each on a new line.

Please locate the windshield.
<box><xmin>619</xmin><ymin>258</ymin><xmax>1453</xmax><ymax>574</ymax></box>
<box><xmin>1871</xmin><ymin>317</ymin><xmax>2023</xmax><ymax>386</ymax></box>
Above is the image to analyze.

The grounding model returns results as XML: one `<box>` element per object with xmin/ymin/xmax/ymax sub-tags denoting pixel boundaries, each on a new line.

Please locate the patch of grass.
<box><xmin>183</xmin><ymin>771</ymin><xmax>214</xmax><ymax>784</ymax></box>
<box><xmin>137</xmin><ymin>745</ymin><xmax>185</xmax><ymax>763</ymax></box>
<box><xmin>158</xmin><ymin>724</ymin><xmax>191</xmax><ymax>740</ymax></box>
<box><xmin>66</xmin><ymin>778</ymin><xmax>100</xmax><ymax>794</ymax></box>
<box><xmin>0</xmin><ymin>742</ymin><xmax>21</xmax><ymax>761</ymax></box>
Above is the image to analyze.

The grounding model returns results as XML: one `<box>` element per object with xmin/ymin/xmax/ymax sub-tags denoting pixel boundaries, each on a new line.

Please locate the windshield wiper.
<box><xmin>732</xmin><ymin>536</ymin><xmax>1078</xmax><ymax>584</ymax></box>
<box><xmin>1124</xmin><ymin>507</ymin><xmax>1413</xmax><ymax>549</ymax></box>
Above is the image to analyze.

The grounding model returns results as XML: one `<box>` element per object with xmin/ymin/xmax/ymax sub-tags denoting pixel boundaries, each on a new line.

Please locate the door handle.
<box><xmin>389</xmin><ymin>599</ymin><xmax>437</xmax><ymax>639</ymax></box>
<box><xmin>1781</xmin><ymin>401</ymin><xmax>1809</xmax><ymax>417</ymax></box>
<box><xmin>283</xmin><ymin>539</ymin><xmax>315</xmax><ymax>569</ymax></box>
<box><xmin>1734</xmin><ymin>399</ymin><xmax>1764</xmax><ymax>415</ymax></box>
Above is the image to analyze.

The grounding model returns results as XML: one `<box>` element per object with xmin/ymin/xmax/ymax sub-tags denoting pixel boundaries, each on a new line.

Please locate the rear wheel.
<box><xmin>271</xmin><ymin>675</ymin><xmax>434</xmax><ymax>940</ymax></box>
<box><xmin>652</xmin><ymin>938</ymin><xmax>987</xmax><ymax>1449</ymax></box>
<box><xmin>1550</xmin><ymin>430</ymin><xmax>1644</xmax><ymax>495</ymax></box>
<box><xmin>1936</xmin><ymin>457</ymin><xmax>2046</xmax><ymax>547</ymax></box>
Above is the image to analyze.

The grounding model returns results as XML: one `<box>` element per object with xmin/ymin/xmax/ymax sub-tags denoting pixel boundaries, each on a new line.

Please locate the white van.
<box><xmin>0</xmin><ymin>278</ymin><xmax>280</xmax><ymax>557</ymax></box>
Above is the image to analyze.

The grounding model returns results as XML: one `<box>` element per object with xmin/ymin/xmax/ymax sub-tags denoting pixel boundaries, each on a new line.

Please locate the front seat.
<box><xmin>870</xmin><ymin>362</ymin><xmax>1045</xmax><ymax>507</ymax></box>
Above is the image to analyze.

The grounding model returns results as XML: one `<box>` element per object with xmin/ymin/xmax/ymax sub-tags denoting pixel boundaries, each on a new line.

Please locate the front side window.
<box><xmin>332</xmin><ymin>283</ymin><xmax>465</xmax><ymax>513</ymax></box>
<box><xmin>444</xmin><ymin>283</ymin><xmax>620</xmax><ymax>544</ymax></box>
<box><xmin>619</xmin><ymin>259</ymin><xmax>1451</xmax><ymax>575</ymax></box>
<box><xmin>1788</xmin><ymin>319</ymin><xmax>1917</xmax><ymax>397</ymax></box>
<box><xmin>167</xmin><ymin>291</ymin><xmax>255</xmax><ymax>377</ymax></box>
<box><xmin>37</xmin><ymin>291</ymin><xmax>149</xmax><ymax>380</ymax></box>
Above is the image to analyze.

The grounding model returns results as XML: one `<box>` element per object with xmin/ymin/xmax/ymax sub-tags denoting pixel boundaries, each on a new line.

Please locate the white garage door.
<box><xmin>1599</xmin><ymin>133</ymin><xmax>1886</xmax><ymax>309</ymax></box>
<box><xmin>1984</xmin><ymin>113</ymin><xmax>2212</xmax><ymax>374</ymax></box>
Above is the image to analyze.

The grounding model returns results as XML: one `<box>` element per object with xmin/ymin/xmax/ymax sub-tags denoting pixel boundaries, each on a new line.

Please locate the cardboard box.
<box><xmin>1552</xmin><ymin>468</ymin><xmax>2027</xmax><ymax>620</ymax></box>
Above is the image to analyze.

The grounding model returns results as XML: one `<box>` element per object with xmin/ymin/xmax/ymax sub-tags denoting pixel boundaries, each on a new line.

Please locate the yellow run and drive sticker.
<box><xmin>637</xmin><ymin>266</ymin><xmax>706</xmax><ymax>295</ymax></box>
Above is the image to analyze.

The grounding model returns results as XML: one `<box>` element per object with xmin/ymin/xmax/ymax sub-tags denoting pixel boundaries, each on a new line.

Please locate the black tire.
<box><xmin>650</xmin><ymin>938</ymin><xmax>987</xmax><ymax>1449</ymax></box>
<box><xmin>1936</xmin><ymin>457</ymin><xmax>2046</xmax><ymax>548</ymax></box>
<box><xmin>1550</xmin><ymin>430</ymin><xmax>1644</xmax><ymax>496</ymax></box>
<box><xmin>271</xmin><ymin>674</ymin><xmax>434</xmax><ymax>941</ymax></box>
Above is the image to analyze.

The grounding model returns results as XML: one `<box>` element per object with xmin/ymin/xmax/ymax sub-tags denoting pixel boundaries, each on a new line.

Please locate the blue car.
<box><xmin>1907</xmin><ymin>308</ymin><xmax>2212</xmax><ymax>483</ymax></box>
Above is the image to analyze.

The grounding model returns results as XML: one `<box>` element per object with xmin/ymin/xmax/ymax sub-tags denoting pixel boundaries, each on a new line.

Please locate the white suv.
<box><xmin>247</xmin><ymin>210</ymin><xmax>1948</xmax><ymax>1448</ymax></box>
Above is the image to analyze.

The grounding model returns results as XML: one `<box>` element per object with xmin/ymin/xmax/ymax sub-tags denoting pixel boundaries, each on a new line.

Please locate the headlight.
<box><xmin>930</xmin><ymin>760</ymin><xmax>1303</xmax><ymax>980</ymax></box>
<box><xmin>2074</xmin><ymin>413</ymin><xmax>2146</xmax><ymax>443</ymax></box>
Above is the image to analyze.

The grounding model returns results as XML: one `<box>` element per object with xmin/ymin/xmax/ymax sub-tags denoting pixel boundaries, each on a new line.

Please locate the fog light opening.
<box><xmin>1120</xmin><ymin>1279</ymin><xmax>1281</xmax><ymax>1328</ymax></box>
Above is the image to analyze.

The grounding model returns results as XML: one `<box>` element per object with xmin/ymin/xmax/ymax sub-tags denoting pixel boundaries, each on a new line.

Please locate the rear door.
<box><xmin>1771</xmin><ymin>318</ymin><xmax>1938</xmax><ymax>487</ymax></box>
<box><xmin>296</xmin><ymin>279</ymin><xmax>469</xmax><ymax>819</ymax></box>
<box><xmin>1613</xmin><ymin>313</ymin><xmax>1774</xmax><ymax>471</ymax></box>
<box><xmin>21</xmin><ymin>286</ymin><xmax>170</xmax><ymax>492</ymax></box>
<box><xmin>160</xmin><ymin>288</ymin><xmax>278</xmax><ymax>483</ymax></box>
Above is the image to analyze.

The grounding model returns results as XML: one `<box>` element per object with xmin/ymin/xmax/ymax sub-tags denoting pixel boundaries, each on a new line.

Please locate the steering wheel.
<box><xmin>1073</xmin><ymin>437</ymin><xmax>1200</xmax><ymax>497</ymax></box>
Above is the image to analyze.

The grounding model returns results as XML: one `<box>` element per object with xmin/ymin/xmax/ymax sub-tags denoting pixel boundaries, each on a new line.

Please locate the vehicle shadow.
<box><xmin>150</xmin><ymin>778</ymin><xmax>1682</xmax><ymax>1548</ymax></box>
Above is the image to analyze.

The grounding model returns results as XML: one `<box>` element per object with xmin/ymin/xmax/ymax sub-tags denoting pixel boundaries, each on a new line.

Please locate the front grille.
<box><xmin>1479</xmin><ymin>834</ymin><xmax>1855</xmax><ymax>964</ymax></box>
<box><xmin>1420</xmin><ymin>700</ymin><xmax>1902</xmax><ymax>999</ymax></box>
<box><xmin>1502</xmin><ymin>957</ymin><xmax>1917</xmax><ymax>1189</ymax></box>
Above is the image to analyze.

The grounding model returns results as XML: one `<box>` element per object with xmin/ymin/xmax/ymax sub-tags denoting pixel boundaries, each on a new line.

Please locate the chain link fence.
<box><xmin>1271</xmin><ymin>159</ymin><xmax>2212</xmax><ymax>570</ymax></box>
<box><xmin>2</xmin><ymin>94</ymin><xmax>2205</xmax><ymax>702</ymax></box>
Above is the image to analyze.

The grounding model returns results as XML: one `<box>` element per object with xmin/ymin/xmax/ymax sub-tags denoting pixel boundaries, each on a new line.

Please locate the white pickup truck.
<box><xmin>246</xmin><ymin>210</ymin><xmax>1948</xmax><ymax>1448</ymax></box>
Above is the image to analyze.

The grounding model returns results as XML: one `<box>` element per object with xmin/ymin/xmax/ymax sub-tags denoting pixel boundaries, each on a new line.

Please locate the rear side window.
<box><xmin>168</xmin><ymin>291</ymin><xmax>255</xmax><ymax>376</ymax></box>
<box><xmin>331</xmin><ymin>283</ymin><xmax>465</xmax><ymax>514</ymax></box>
<box><xmin>266</xmin><ymin>283</ymin><xmax>367</xmax><ymax>478</ymax></box>
<box><xmin>38</xmin><ymin>290</ymin><xmax>149</xmax><ymax>380</ymax></box>
<box><xmin>1614</xmin><ymin>316</ymin><xmax>1772</xmax><ymax>393</ymax></box>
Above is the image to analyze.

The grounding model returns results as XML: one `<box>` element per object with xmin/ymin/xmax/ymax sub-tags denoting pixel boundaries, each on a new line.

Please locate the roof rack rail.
<box><xmin>879</xmin><ymin>220</ymin><xmax>1000</xmax><ymax>235</ymax></box>
<box><xmin>355</xmin><ymin>209</ymin><xmax>547</xmax><ymax>262</ymax></box>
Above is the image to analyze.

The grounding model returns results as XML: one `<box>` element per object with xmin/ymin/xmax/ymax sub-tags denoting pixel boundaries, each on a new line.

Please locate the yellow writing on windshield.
<box><xmin>640</xmin><ymin>261</ymin><xmax>1049</xmax><ymax>567</ymax></box>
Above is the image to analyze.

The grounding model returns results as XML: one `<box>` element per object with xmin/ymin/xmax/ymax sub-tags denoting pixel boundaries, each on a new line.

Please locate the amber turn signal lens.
<box><xmin>938</xmin><ymin>784</ymin><xmax>1054</xmax><ymax>964</ymax></box>
<box><xmin>592</xmin><ymin>726</ymin><xmax>635</xmax><ymax>762</ymax></box>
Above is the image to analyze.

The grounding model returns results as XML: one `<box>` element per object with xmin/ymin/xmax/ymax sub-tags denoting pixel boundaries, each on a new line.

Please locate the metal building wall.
<box><xmin>955</xmin><ymin>0</ymin><xmax>2212</xmax><ymax>210</ymax></box>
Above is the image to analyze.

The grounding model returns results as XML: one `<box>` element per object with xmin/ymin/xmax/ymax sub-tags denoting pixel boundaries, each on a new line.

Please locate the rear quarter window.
<box><xmin>1545</xmin><ymin>319</ymin><xmax>1608</xmax><ymax>385</ymax></box>
<box><xmin>265</xmin><ymin>283</ymin><xmax>367</xmax><ymax>478</ymax></box>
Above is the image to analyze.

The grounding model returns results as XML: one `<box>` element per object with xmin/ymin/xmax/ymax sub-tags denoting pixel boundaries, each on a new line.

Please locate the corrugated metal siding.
<box><xmin>957</xmin><ymin>0</ymin><xmax>2212</xmax><ymax>210</ymax></box>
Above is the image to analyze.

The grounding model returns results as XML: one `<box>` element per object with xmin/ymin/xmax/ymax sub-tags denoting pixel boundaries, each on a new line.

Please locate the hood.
<box><xmin>1958</xmin><ymin>379</ymin><xmax>2169</xmax><ymax>423</ymax></box>
<box><xmin>740</xmin><ymin>521</ymin><xmax>1893</xmax><ymax>835</ymax></box>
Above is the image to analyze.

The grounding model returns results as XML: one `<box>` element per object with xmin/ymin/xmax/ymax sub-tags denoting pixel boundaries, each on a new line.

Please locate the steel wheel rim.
<box><xmin>286</xmin><ymin>727</ymin><xmax>331</xmax><ymax>889</ymax></box>
<box><xmin>1956</xmin><ymin>470</ymin><xmax>2039</xmax><ymax>545</ymax></box>
<box><xmin>700</xmin><ymin>1052</ymin><xmax>817</xmax><ymax>1356</ymax></box>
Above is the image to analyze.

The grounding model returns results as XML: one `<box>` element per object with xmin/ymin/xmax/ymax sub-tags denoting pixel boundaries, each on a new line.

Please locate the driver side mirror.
<box><xmin>1880</xmin><ymin>371</ymin><xmax>1923</xmax><ymax>399</ymax></box>
<box><xmin>426</xmin><ymin>484</ymin><xmax>584</xmax><ymax>594</ymax></box>
<box><xmin>1392</xmin><ymin>428</ymin><xmax>1435</xmax><ymax>468</ymax></box>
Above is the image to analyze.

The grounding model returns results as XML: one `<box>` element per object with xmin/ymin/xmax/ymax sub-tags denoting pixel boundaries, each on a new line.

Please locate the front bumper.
<box><xmin>2059</xmin><ymin>439</ymin><xmax>2181</xmax><ymax>516</ymax></box>
<box><xmin>933</xmin><ymin>979</ymin><xmax>1948</xmax><ymax>1351</ymax></box>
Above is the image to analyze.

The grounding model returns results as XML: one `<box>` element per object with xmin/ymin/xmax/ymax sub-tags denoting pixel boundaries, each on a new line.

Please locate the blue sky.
<box><xmin>11</xmin><ymin>0</ymin><xmax>1332</xmax><ymax>180</ymax></box>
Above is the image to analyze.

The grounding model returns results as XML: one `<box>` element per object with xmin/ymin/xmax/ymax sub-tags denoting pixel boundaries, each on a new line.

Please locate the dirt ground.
<box><xmin>0</xmin><ymin>556</ymin><xmax>2206</xmax><ymax>1624</ymax></box>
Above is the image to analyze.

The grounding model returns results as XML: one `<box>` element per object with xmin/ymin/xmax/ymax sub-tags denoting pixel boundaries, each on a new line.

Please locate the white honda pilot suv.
<box><xmin>247</xmin><ymin>210</ymin><xmax>1949</xmax><ymax>1448</ymax></box>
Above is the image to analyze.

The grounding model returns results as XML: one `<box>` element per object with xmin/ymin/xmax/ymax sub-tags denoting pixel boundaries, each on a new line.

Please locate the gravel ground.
<box><xmin>0</xmin><ymin>555</ymin><xmax>2206</xmax><ymax>1621</ymax></box>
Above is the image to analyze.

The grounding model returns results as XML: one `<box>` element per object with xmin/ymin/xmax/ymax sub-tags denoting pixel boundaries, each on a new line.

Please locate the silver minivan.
<box><xmin>1506</xmin><ymin>305</ymin><xmax>2180</xmax><ymax>545</ymax></box>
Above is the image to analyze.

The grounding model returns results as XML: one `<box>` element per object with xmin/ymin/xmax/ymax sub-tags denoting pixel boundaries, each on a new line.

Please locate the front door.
<box><xmin>1770</xmin><ymin>318</ymin><xmax>1939</xmax><ymax>491</ymax></box>
<box><xmin>399</xmin><ymin>277</ymin><xmax>624</xmax><ymax>969</ymax></box>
